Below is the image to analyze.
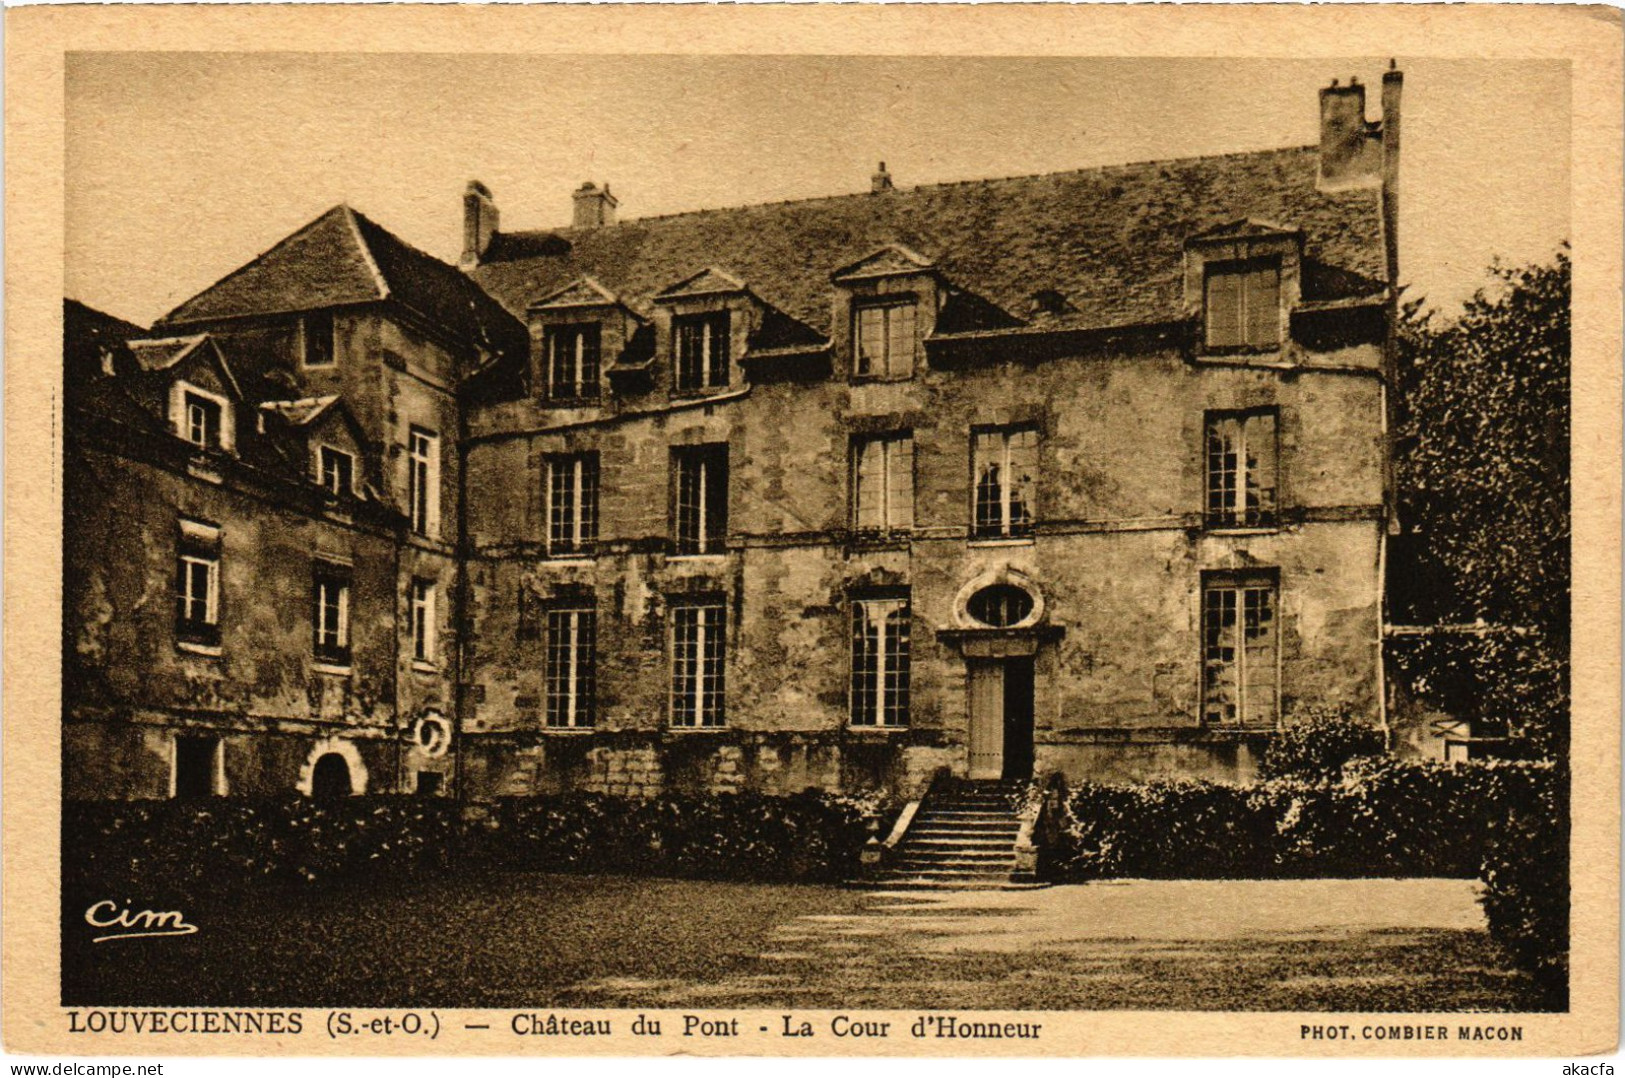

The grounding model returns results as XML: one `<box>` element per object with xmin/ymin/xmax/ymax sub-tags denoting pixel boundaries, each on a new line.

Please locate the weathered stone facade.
<box><xmin>64</xmin><ymin>72</ymin><xmax>1403</xmax><ymax>802</ymax></box>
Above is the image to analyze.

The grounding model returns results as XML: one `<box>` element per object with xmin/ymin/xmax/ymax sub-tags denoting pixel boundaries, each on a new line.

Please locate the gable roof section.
<box><xmin>532</xmin><ymin>275</ymin><xmax>626</xmax><ymax>311</ymax></box>
<box><xmin>130</xmin><ymin>333</ymin><xmax>246</xmax><ymax>401</ymax></box>
<box><xmin>831</xmin><ymin>243</ymin><xmax>936</xmax><ymax>281</ymax></box>
<box><xmin>470</xmin><ymin>145</ymin><xmax>1386</xmax><ymax>338</ymax></box>
<box><xmin>655</xmin><ymin>266</ymin><xmax>749</xmax><ymax>301</ymax></box>
<box><xmin>160</xmin><ymin>205</ymin><xmax>527</xmax><ymax>361</ymax></box>
<box><xmin>259</xmin><ymin>394</ymin><xmax>341</xmax><ymax>426</ymax></box>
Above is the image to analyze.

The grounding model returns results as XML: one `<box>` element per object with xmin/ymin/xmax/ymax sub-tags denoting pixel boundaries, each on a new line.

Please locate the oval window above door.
<box><xmin>966</xmin><ymin>584</ymin><xmax>1035</xmax><ymax>628</ymax></box>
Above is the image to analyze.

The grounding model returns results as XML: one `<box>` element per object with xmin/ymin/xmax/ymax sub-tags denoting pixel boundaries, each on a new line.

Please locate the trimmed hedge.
<box><xmin>1039</xmin><ymin>758</ymin><xmax>1567</xmax><ymax>997</ymax></box>
<box><xmin>1258</xmin><ymin>710</ymin><xmax>1386</xmax><ymax>781</ymax></box>
<box><xmin>64</xmin><ymin>796</ymin><xmax>461</xmax><ymax>894</ymax></box>
<box><xmin>64</xmin><ymin>788</ymin><xmax>892</xmax><ymax>896</ymax></box>
<box><xmin>470</xmin><ymin>790</ymin><xmax>888</xmax><ymax>883</ymax></box>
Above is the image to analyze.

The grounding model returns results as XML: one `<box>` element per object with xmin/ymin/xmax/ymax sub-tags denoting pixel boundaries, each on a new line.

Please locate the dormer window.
<box><xmin>184</xmin><ymin>392</ymin><xmax>222</xmax><ymax>448</ymax></box>
<box><xmin>674</xmin><ymin>312</ymin><xmax>730</xmax><ymax>392</ymax></box>
<box><xmin>1203</xmin><ymin>257</ymin><xmax>1282</xmax><ymax>351</ymax></box>
<box><xmin>169</xmin><ymin>380</ymin><xmax>234</xmax><ymax>452</ymax></box>
<box><xmin>545</xmin><ymin>323</ymin><xmax>601</xmax><ymax>402</ymax></box>
<box><xmin>853</xmin><ymin>299</ymin><xmax>917</xmax><ymax>380</ymax></box>
<box><xmin>318</xmin><ymin>445</ymin><xmax>355</xmax><ymax>497</ymax></box>
<box><xmin>302</xmin><ymin>312</ymin><xmax>335</xmax><ymax>368</ymax></box>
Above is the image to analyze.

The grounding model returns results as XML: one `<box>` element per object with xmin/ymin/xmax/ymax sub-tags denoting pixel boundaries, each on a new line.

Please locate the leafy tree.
<box><xmin>1387</xmin><ymin>248</ymin><xmax>1570</xmax><ymax>758</ymax></box>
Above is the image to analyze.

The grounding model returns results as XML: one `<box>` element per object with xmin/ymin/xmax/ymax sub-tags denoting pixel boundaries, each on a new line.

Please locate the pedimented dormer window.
<box><xmin>529</xmin><ymin>276</ymin><xmax>644</xmax><ymax>403</ymax></box>
<box><xmin>1184</xmin><ymin>220</ymin><xmax>1302</xmax><ymax>358</ymax></box>
<box><xmin>1204</xmin><ymin>258</ymin><xmax>1281</xmax><ymax>351</ymax></box>
<box><xmin>545</xmin><ymin>323</ymin><xmax>601</xmax><ymax>401</ymax></box>
<box><xmin>831</xmin><ymin>244</ymin><xmax>938</xmax><ymax>382</ymax></box>
<box><xmin>674</xmin><ymin>311</ymin><xmax>730</xmax><ymax>391</ymax></box>
<box><xmin>853</xmin><ymin>299</ymin><xmax>917</xmax><ymax>379</ymax></box>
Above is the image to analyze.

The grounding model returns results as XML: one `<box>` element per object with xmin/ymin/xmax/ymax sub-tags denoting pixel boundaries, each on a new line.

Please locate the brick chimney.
<box><xmin>1316</xmin><ymin>76</ymin><xmax>1384</xmax><ymax>191</ymax></box>
<box><xmin>1380</xmin><ymin>62</ymin><xmax>1403</xmax><ymax>284</ymax></box>
<box><xmin>871</xmin><ymin>161</ymin><xmax>894</xmax><ymax>193</ymax></box>
<box><xmin>572</xmin><ymin>182</ymin><xmax>619</xmax><ymax>229</ymax></box>
<box><xmin>461</xmin><ymin>180</ymin><xmax>499</xmax><ymax>267</ymax></box>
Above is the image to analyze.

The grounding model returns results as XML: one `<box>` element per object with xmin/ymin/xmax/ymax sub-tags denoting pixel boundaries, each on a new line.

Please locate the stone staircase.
<box><xmin>874</xmin><ymin>778</ymin><xmax>1039</xmax><ymax>889</ymax></box>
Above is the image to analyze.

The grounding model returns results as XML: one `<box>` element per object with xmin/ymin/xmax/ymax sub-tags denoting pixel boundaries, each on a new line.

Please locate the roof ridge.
<box><xmin>342</xmin><ymin>205</ymin><xmax>391</xmax><ymax>300</ymax></box>
<box><xmin>545</xmin><ymin>143</ymin><xmax>1318</xmax><ymax>233</ymax></box>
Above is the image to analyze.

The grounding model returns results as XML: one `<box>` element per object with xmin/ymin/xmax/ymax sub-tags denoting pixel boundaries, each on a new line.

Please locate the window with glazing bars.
<box><xmin>1202</xmin><ymin>572</ymin><xmax>1279</xmax><ymax>727</ymax></box>
<box><xmin>318</xmin><ymin>446</ymin><xmax>354</xmax><ymax>496</ymax></box>
<box><xmin>411</xmin><ymin>579</ymin><xmax>436</xmax><ymax>664</ymax></box>
<box><xmin>672</xmin><ymin>445</ymin><xmax>728</xmax><ymax>555</ymax></box>
<box><xmin>547</xmin><ymin>453</ymin><xmax>600</xmax><ymax>556</ymax></box>
<box><xmin>175</xmin><ymin>522</ymin><xmax>221</xmax><ymax>647</ymax></box>
<box><xmin>670</xmin><ymin>601</ymin><xmax>725</xmax><ymax>727</ymax></box>
<box><xmin>972</xmin><ymin>427</ymin><xmax>1038</xmax><ymax>538</ymax></box>
<box><xmin>1204</xmin><ymin>258</ymin><xmax>1281</xmax><ymax>351</ymax></box>
<box><xmin>853</xmin><ymin>301</ymin><xmax>917</xmax><ymax>379</ymax></box>
<box><xmin>313</xmin><ymin>563</ymin><xmax>351</xmax><ymax>665</ymax></box>
<box><xmin>674</xmin><ymin>312</ymin><xmax>730</xmax><ymax>392</ymax></box>
<box><xmin>545</xmin><ymin>324</ymin><xmax>601</xmax><ymax>401</ymax></box>
<box><xmin>408</xmin><ymin>427</ymin><xmax>439</xmax><ymax>536</ymax></box>
<box><xmin>851</xmin><ymin>597</ymin><xmax>910</xmax><ymax>727</ymax></box>
<box><xmin>183</xmin><ymin>392</ymin><xmax>222</xmax><ymax>448</ymax></box>
<box><xmin>1205</xmin><ymin>411</ymin><xmax>1278</xmax><ymax>528</ymax></box>
<box><xmin>852</xmin><ymin>433</ymin><xmax>914</xmax><ymax>536</ymax></box>
<box><xmin>544</xmin><ymin>607</ymin><xmax>597</xmax><ymax>728</ymax></box>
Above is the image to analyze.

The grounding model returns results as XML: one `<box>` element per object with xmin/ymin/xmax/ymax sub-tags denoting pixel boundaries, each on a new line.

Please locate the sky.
<box><xmin>64</xmin><ymin>54</ymin><xmax>1570</xmax><ymax>327</ymax></box>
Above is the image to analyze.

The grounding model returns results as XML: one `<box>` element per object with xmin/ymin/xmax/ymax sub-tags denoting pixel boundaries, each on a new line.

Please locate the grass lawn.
<box><xmin>63</xmin><ymin>870</ymin><xmax>1551</xmax><ymax>1011</ymax></box>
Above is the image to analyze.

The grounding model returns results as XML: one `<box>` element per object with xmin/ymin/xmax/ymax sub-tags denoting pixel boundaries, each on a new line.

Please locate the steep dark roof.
<box><xmin>470</xmin><ymin>145</ymin><xmax>1386</xmax><ymax>337</ymax></box>
<box><xmin>64</xmin><ymin>299</ymin><xmax>146</xmax><ymax>384</ymax></box>
<box><xmin>159</xmin><ymin>205</ymin><xmax>526</xmax><ymax>360</ymax></box>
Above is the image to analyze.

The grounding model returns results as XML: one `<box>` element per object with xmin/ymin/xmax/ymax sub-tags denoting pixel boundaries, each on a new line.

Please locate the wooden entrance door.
<box><xmin>968</xmin><ymin>658</ymin><xmax>1036</xmax><ymax>780</ymax></box>
<box><xmin>968</xmin><ymin>661</ymin><xmax>1005</xmax><ymax>779</ymax></box>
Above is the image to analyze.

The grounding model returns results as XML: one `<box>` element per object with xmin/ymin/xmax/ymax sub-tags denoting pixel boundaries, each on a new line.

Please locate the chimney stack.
<box><xmin>1380</xmin><ymin>61</ymin><xmax>1404</xmax><ymax>286</ymax></box>
<box><xmin>572</xmin><ymin>182</ymin><xmax>619</xmax><ymax>230</ymax></box>
<box><xmin>461</xmin><ymin>180</ymin><xmax>499</xmax><ymax>267</ymax></box>
<box><xmin>871</xmin><ymin>161</ymin><xmax>894</xmax><ymax>193</ymax></box>
<box><xmin>1317</xmin><ymin>76</ymin><xmax>1384</xmax><ymax>191</ymax></box>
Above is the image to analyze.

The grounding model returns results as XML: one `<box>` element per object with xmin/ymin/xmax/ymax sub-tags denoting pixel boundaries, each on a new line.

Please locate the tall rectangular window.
<box><xmin>972</xmin><ymin>427</ymin><xmax>1038</xmax><ymax>538</ymax></box>
<box><xmin>313</xmin><ymin>562</ymin><xmax>352</xmax><ymax>667</ymax></box>
<box><xmin>674</xmin><ymin>312</ymin><xmax>730</xmax><ymax>392</ymax></box>
<box><xmin>1204</xmin><ymin>258</ymin><xmax>1281</xmax><ymax>351</ymax></box>
<box><xmin>545</xmin><ymin>324</ymin><xmax>601</xmax><ymax>401</ymax></box>
<box><xmin>545</xmin><ymin>607</ymin><xmax>597</xmax><ymax>728</ymax></box>
<box><xmin>854</xmin><ymin>300</ymin><xmax>917</xmax><ymax>379</ymax></box>
<box><xmin>853</xmin><ymin>433</ymin><xmax>914</xmax><ymax>536</ymax></box>
<box><xmin>318</xmin><ymin>445</ymin><xmax>355</xmax><ymax>496</ymax></box>
<box><xmin>670</xmin><ymin>600</ymin><xmax>725</xmax><ymax>727</ymax></box>
<box><xmin>1206</xmin><ymin>410</ymin><xmax>1279</xmax><ymax>528</ymax></box>
<box><xmin>302</xmin><ymin>311</ymin><xmax>335</xmax><ymax>368</ymax></box>
<box><xmin>672</xmin><ymin>444</ymin><xmax>728</xmax><ymax>556</ymax></box>
<box><xmin>851</xmin><ymin>596</ymin><xmax>910</xmax><ymax>727</ymax></box>
<box><xmin>411</xmin><ymin>579</ymin><xmax>437</xmax><ymax>664</ymax></box>
<box><xmin>546</xmin><ymin>453</ymin><xmax>600</xmax><ymax>556</ymax></box>
<box><xmin>174</xmin><ymin>520</ymin><xmax>221</xmax><ymax>648</ymax></box>
<box><xmin>408</xmin><ymin>427</ymin><xmax>440</xmax><ymax>537</ymax></box>
<box><xmin>1202</xmin><ymin>572</ymin><xmax>1279</xmax><ymax>727</ymax></box>
<box><xmin>183</xmin><ymin>392</ymin><xmax>222</xmax><ymax>448</ymax></box>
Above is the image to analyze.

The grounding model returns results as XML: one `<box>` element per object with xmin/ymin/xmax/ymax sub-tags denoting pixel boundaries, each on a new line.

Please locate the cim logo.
<box><xmin>84</xmin><ymin>900</ymin><xmax>198</xmax><ymax>942</ymax></box>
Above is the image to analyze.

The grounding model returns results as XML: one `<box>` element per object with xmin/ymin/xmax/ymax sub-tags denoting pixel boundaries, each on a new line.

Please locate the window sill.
<box><xmin>543</xmin><ymin>397</ymin><xmax>603</xmax><ymax>409</ymax></box>
<box><xmin>668</xmin><ymin>725</ymin><xmax>728</xmax><ymax>733</ymax></box>
<box><xmin>847</xmin><ymin>724</ymin><xmax>909</xmax><ymax>734</ymax></box>
<box><xmin>541</xmin><ymin>725</ymin><xmax>597</xmax><ymax>734</ymax></box>
<box><xmin>412</xmin><ymin>660</ymin><xmax>439</xmax><ymax>675</ymax></box>
<box><xmin>313</xmin><ymin>661</ymin><xmax>353</xmax><ymax>677</ymax></box>
<box><xmin>669</xmin><ymin>387</ymin><xmax>732</xmax><ymax>402</ymax></box>
<box><xmin>541</xmin><ymin>551</ymin><xmax>597</xmax><ymax>563</ymax></box>
<box><xmin>176</xmin><ymin>640</ymin><xmax>223</xmax><ymax>658</ymax></box>
<box><xmin>668</xmin><ymin>552</ymin><xmax>728</xmax><ymax>562</ymax></box>
<box><xmin>967</xmin><ymin>536</ymin><xmax>1036</xmax><ymax>548</ymax></box>
<box><xmin>1203</xmin><ymin>525</ymin><xmax>1281</xmax><ymax>537</ymax></box>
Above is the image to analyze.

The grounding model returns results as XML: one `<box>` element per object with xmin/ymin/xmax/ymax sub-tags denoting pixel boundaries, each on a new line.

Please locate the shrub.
<box><xmin>1258</xmin><ymin>708</ymin><xmax>1387</xmax><ymax>780</ymax></box>
<box><xmin>1478</xmin><ymin>767</ymin><xmax>1569</xmax><ymax>1007</ymax></box>
<box><xmin>475</xmin><ymin>789</ymin><xmax>890</xmax><ymax>883</ymax></box>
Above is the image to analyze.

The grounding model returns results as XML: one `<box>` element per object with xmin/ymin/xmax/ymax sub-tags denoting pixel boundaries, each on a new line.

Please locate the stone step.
<box><xmin>895</xmin><ymin>845</ymin><xmax>1016</xmax><ymax>860</ymax></box>
<box><xmin>878</xmin><ymin>868</ymin><xmax>1015</xmax><ymax>881</ymax></box>
<box><xmin>900</xmin><ymin>836</ymin><xmax>1018</xmax><ymax>849</ymax></box>
<box><xmin>893</xmin><ymin>858</ymin><xmax>1017</xmax><ymax>873</ymax></box>
<box><xmin>908</xmin><ymin>818</ymin><xmax>1022</xmax><ymax>831</ymax></box>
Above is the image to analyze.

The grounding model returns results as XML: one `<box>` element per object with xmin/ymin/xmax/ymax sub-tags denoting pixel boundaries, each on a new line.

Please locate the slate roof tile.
<box><xmin>470</xmin><ymin>145</ymin><xmax>1385</xmax><ymax>337</ymax></box>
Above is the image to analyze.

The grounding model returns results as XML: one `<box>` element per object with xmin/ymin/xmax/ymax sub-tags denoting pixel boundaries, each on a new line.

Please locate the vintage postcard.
<box><xmin>4</xmin><ymin>2</ymin><xmax>1620</xmax><ymax>1063</ymax></box>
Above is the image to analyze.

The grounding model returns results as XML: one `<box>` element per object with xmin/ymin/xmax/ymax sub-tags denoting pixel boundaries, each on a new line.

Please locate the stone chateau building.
<box><xmin>64</xmin><ymin>71</ymin><xmax>1404</xmax><ymax>801</ymax></box>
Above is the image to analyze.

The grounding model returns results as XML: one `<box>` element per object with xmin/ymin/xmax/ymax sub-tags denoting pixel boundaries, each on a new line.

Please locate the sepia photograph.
<box><xmin>5</xmin><ymin>2</ymin><xmax>1619</xmax><ymax>1062</ymax></box>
